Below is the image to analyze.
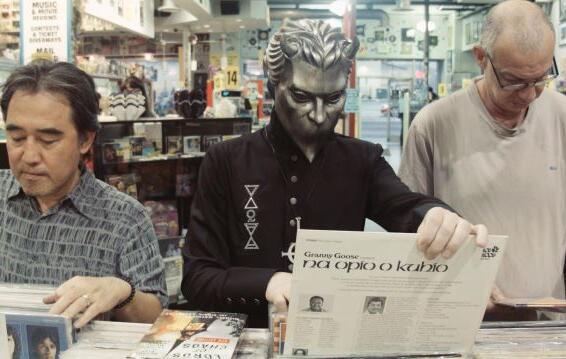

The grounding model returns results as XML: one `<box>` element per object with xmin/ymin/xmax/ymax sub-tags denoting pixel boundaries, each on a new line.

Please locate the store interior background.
<box><xmin>0</xmin><ymin>0</ymin><xmax>565</xmax><ymax>232</ymax></box>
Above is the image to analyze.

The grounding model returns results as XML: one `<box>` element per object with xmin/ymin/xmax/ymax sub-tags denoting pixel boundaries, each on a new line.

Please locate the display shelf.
<box><xmin>102</xmin><ymin>152</ymin><xmax>205</xmax><ymax>166</ymax></box>
<box><xmin>90</xmin><ymin>73</ymin><xmax>122</xmax><ymax>81</ymax></box>
<box><xmin>92</xmin><ymin>117</ymin><xmax>252</xmax><ymax>222</ymax></box>
<box><xmin>101</xmin><ymin>116</ymin><xmax>251</xmax><ymax>125</ymax></box>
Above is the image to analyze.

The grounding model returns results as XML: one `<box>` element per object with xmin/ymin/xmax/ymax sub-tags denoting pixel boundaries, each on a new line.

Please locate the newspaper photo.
<box><xmin>284</xmin><ymin>230</ymin><xmax>507</xmax><ymax>357</ymax></box>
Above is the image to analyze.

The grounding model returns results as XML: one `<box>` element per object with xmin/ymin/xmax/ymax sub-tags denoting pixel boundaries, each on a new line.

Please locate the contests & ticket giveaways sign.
<box><xmin>21</xmin><ymin>0</ymin><xmax>72</xmax><ymax>64</ymax></box>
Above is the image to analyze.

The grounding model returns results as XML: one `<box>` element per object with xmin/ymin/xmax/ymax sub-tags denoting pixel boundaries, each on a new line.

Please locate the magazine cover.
<box><xmin>182</xmin><ymin>136</ymin><xmax>201</xmax><ymax>154</ymax></box>
<box><xmin>0</xmin><ymin>312</ymin><xmax>74</xmax><ymax>359</ymax></box>
<box><xmin>130</xmin><ymin>310</ymin><xmax>247</xmax><ymax>359</ymax></box>
<box><xmin>175</xmin><ymin>174</ymin><xmax>192</xmax><ymax>197</ymax></box>
<box><xmin>202</xmin><ymin>135</ymin><xmax>222</xmax><ymax>152</ymax></box>
<box><xmin>106</xmin><ymin>174</ymin><xmax>140</xmax><ymax>199</ymax></box>
<box><xmin>102</xmin><ymin>142</ymin><xmax>123</xmax><ymax>163</ymax></box>
<box><xmin>129</xmin><ymin>136</ymin><xmax>145</xmax><ymax>157</ymax></box>
<box><xmin>143</xmin><ymin>201</ymin><xmax>179</xmax><ymax>238</ymax></box>
<box><xmin>166</xmin><ymin>136</ymin><xmax>183</xmax><ymax>154</ymax></box>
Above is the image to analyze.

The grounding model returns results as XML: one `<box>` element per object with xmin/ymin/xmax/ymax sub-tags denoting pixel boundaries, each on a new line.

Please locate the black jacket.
<box><xmin>182</xmin><ymin>113</ymin><xmax>451</xmax><ymax>327</ymax></box>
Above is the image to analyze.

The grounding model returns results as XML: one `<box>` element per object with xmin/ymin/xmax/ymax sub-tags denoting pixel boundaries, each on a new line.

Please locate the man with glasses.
<box><xmin>400</xmin><ymin>0</ymin><xmax>566</xmax><ymax>320</ymax></box>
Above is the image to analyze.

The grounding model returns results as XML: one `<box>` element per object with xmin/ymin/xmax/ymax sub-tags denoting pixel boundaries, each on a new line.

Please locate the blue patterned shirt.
<box><xmin>0</xmin><ymin>169</ymin><xmax>167</xmax><ymax>307</ymax></box>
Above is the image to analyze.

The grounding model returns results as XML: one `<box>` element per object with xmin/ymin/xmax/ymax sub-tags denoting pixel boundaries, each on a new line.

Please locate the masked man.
<box><xmin>181</xmin><ymin>19</ymin><xmax>488</xmax><ymax>327</ymax></box>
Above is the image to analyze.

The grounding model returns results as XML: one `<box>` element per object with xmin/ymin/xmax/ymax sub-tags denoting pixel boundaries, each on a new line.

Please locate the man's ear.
<box><xmin>473</xmin><ymin>45</ymin><xmax>487</xmax><ymax>72</ymax></box>
<box><xmin>79</xmin><ymin>131</ymin><xmax>96</xmax><ymax>155</ymax></box>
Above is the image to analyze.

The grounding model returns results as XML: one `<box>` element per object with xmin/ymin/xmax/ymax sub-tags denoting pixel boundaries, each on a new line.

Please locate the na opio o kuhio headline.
<box><xmin>302</xmin><ymin>251</ymin><xmax>448</xmax><ymax>273</ymax></box>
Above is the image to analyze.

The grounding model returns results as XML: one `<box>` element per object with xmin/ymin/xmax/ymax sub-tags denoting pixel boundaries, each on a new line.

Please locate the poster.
<box><xmin>21</xmin><ymin>0</ymin><xmax>72</xmax><ymax>64</ymax></box>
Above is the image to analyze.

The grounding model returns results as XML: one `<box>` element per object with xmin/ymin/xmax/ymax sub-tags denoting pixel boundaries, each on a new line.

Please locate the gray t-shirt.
<box><xmin>0</xmin><ymin>169</ymin><xmax>168</xmax><ymax>307</ymax></box>
<box><xmin>399</xmin><ymin>78</ymin><xmax>566</xmax><ymax>300</ymax></box>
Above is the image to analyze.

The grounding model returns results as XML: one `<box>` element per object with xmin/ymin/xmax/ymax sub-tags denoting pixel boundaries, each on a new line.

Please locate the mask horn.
<box><xmin>343</xmin><ymin>36</ymin><xmax>360</xmax><ymax>60</ymax></box>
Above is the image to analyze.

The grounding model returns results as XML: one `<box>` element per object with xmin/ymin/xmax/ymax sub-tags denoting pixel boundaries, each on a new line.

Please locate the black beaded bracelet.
<box><xmin>115</xmin><ymin>276</ymin><xmax>136</xmax><ymax>309</ymax></box>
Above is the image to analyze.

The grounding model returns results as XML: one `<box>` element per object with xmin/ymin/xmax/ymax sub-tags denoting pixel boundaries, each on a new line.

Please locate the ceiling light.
<box><xmin>417</xmin><ymin>20</ymin><xmax>436</xmax><ymax>33</ymax></box>
<box><xmin>329</xmin><ymin>0</ymin><xmax>348</xmax><ymax>16</ymax></box>
<box><xmin>394</xmin><ymin>0</ymin><xmax>413</xmax><ymax>11</ymax></box>
<box><xmin>239</xmin><ymin>25</ymin><xmax>245</xmax><ymax>29</ymax></box>
<box><xmin>203</xmin><ymin>24</ymin><xmax>211</xmax><ymax>28</ymax></box>
<box><xmin>158</xmin><ymin>0</ymin><xmax>180</xmax><ymax>13</ymax></box>
<box><xmin>236</xmin><ymin>19</ymin><xmax>243</xmax><ymax>22</ymax></box>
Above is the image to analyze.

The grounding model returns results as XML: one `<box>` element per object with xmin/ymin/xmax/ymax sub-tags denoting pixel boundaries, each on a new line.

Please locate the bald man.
<box><xmin>400</xmin><ymin>0</ymin><xmax>566</xmax><ymax>320</ymax></box>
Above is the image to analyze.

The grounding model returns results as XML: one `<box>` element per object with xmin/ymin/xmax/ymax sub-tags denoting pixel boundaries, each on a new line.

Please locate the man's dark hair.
<box><xmin>367</xmin><ymin>297</ymin><xmax>385</xmax><ymax>306</ymax></box>
<box><xmin>1</xmin><ymin>60</ymin><xmax>100</xmax><ymax>140</ymax></box>
<box><xmin>310</xmin><ymin>295</ymin><xmax>324</xmax><ymax>302</ymax></box>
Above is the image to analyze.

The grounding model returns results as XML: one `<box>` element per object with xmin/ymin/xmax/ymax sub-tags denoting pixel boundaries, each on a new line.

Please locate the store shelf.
<box><xmin>99</xmin><ymin>116</ymin><xmax>251</xmax><ymax>125</ymax></box>
<box><xmin>90</xmin><ymin>73</ymin><xmax>122</xmax><ymax>81</ymax></box>
<box><xmin>103</xmin><ymin>153</ymin><xmax>205</xmax><ymax>166</ymax></box>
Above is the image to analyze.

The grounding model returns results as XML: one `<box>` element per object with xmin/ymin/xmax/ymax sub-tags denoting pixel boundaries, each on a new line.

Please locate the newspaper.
<box><xmin>283</xmin><ymin>230</ymin><xmax>507</xmax><ymax>357</ymax></box>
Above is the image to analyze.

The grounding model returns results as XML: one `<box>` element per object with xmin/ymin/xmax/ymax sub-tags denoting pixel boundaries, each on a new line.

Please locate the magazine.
<box><xmin>129</xmin><ymin>136</ymin><xmax>145</xmax><ymax>157</ymax></box>
<box><xmin>495</xmin><ymin>297</ymin><xmax>566</xmax><ymax>312</ymax></box>
<box><xmin>182</xmin><ymin>136</ymin><xmax>201</xmax><ymax>154</ymax></box>
<box><xmin>129</xmin><ymin>310</ymin><xmax>247</xmax><ymax>359</ymax></box>
<box><xmin>175</xmin><ymin>174</ymin><xmax>192</xmax><ymax>197</ymax></box>
<box><xmin>203</xmin><ymin>135</ymin><xmax>222</xmax><ymax>152</ymax></box>
<box><xmin>283</xmin><ymin>230</ymin><xmax>507</xmax><ymax>357</ymax></box>
<box><xmin>106</xmin><ymin>174</ymin><xmax>140</xmax><ymax>199</ymax></box>
<box><xmin>163</xmin><ymin>257</ymin><xmax>183</xmax><ymax>300</ymax></box>
<box><xmin>0</xmin><ymin>311</ymin><xmax>74</xmax><ymax>359</ymax></box>
<box><xmin>102</xmin><ymin>142</ymin><xmax>124</xmax><ymax>163</ymax></box>
<box><xmin>143</xmin><ymin>201</ymin><xmax>179</xmax><ymax>238</ymax></box>
<box><xmin>166</xmin><ymin>136</ymin><xmax>183</xmax><ymax>154</ymax></box>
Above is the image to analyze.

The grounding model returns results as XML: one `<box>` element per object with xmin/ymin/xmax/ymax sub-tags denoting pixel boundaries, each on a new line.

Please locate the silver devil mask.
<box><xmin>264</xmin><ymin>19</ymin><xmax>360</xmax><ymax>149</ymax></box>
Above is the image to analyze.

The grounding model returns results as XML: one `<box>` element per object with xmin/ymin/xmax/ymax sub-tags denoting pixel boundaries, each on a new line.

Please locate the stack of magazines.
<box><xmin>0</xmin><ymin>285</ymin><xmax>271</xmax><ymax>358</ymax></box>
<box><xmin>0</xmin><ymin>283</ymin><xmax>54</xmax><ymax>313</ymax></box>
<box><xmin>63</xmin><ymin>311</ymin><xmax>271</xmax><ymax>359</ymax></box>
<box><xmin>0</xmin><ymin>284</ymin><xmax>75</xmax><ymax>359</ymax></box>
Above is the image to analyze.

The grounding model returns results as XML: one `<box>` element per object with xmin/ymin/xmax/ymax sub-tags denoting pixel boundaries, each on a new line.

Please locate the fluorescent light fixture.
<box><xmin>329</xmin><ymin>0</ymin><xmax>348</xmax><ymax>16</ymax></box>
<box><xmin>144</xmin><ymin>53</ymin><xmax>154</xmax><ymax>61</ymax></box>
<box><xmin>417</xmin><ymin>20</ymin><xmax>436</xmax><ymax>33</ymax></box>
<box><xmin>158</xmin><ymin>0</ymin><xmax>181</xmax><ymax>13</ymax></box>
<box><xmin>396</xmin><ymin>0</ymin><xmax>412</xmax><ymax>10</ymax></box>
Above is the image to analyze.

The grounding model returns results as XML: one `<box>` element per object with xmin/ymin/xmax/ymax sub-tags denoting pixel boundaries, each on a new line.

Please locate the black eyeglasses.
<box><xmin>486</xmin><ymin>53</ymin><xmax>558</xmax><ymax>91</ymax></box>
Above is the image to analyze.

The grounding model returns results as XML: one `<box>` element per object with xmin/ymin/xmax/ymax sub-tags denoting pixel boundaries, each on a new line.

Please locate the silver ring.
<box><xmin>81</xmin><ymin>294</ymin><xmax>92</xmax><ymax>307</ymax></box>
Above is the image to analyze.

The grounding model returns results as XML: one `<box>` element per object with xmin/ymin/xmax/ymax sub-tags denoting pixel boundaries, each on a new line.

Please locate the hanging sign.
<box><xmin>84</xmin><ymin>0</ymin><xmax>154</xmax><ymax>38</ymax></box>
<box><xmin>224</xmin><ymin>65</ymin><xmax>240</xmax><ymax>90</ymax></box>
<box><xmin>344</xmin><ymin>88</ymin><xmax>360</xmax><ymax>113</ymax></box>
<box><xmin>21</xmin><ymin>0</ymin><xmax>72</xmax><ymax>64</ymax></box>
